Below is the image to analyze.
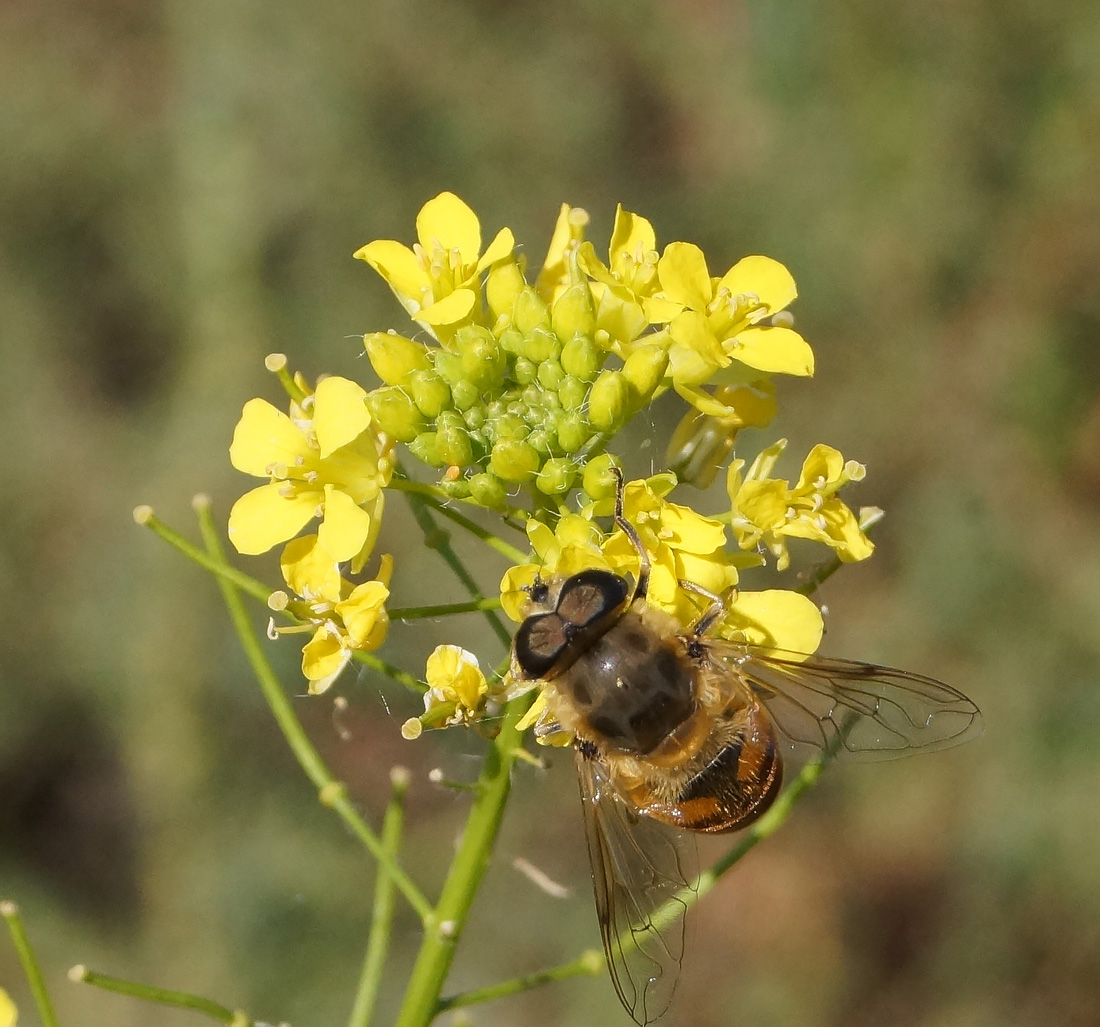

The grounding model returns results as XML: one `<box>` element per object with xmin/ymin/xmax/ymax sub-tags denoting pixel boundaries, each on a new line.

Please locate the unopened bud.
<box><xmin>408</xmin><ymin>431</ymin><xmax>444</xmax><ymax>467</ymax></box>
<box><xmin>366</xmin><ymin>387</ymin><xmax>425</xmax><ymax>442</ymax></box>
<box><xmin>490</xmin><ymin>439</ymin><xmax>540</xmax><ymax>482</ymax></box>
<box><xmin>522</xmin><ymin>327</ymin><xmax>561</xmax><ymax>364</ymax></box>
<box><xmin>537</xmin><ymin>359</ymin><xmax>565</xmax><ymax>391</ymax></box>
<box><xmin>622</xmin><ymin>344</ymin><xmax>669</xmax><ymax>404</ymax></box>
<box><xmin>557</xmin><ymin>375</ymin><xmax>587</xmax><ymax>411</ymax></box>
<box><xmin>439</xmin><ymin>475</ymin><xmax>471</xmax><ymax>498</ymax></box>
<box><xmin>582</xmin><ymin>454</ymin><xmax>621</xmax><ymax>499</ymax></box>
<box><xmin>457</xmin><ymin>325</ymin><xmax>505</xmax><ymax>390</ymax></box>
<box><xmin>560</xmin><ymin>334</ymin><xmax>602</xmax><ymax>382</ymax></box>
<box><xmin>551</xmin><ymin>283</ymin><xmax>596</xmax><ymax>339</ymax></box>
<box><xmin>513</xmin><ymin>286</ymin><xmax>551</xmax><ymax>334</ymax></box>
<box><xmin>587</xmin><ymin>370</ymin><xmax>628</xmax><ymax>432</ymax></box>
<box><xmin>409</xmin><ymin>370</ymin><xmax>452</xmax><ymax>418</ymax></box>
<box><xmin>437</xmin><ymin>427</ymin><xmax>474</xmax><ymax>468</ymax></box>
<box><xmin>536</xmin><ymin>457</ymin><xmax>578</xmax><ymax>495</ymax></box>
<box><xmin>556</xmin><ymin>412</ymin><xmax>590</xmax><ymax>453</ymax></box>
<box><xmin>513</xmin><ymin>357</ymin><xmax>537</xmax><ymax>385</ymax></box>
<box><xmin>433</xmin><ymin>351</ymin><xmax>465</xmax><ymax>387</ymax></box>
<box><xmin>486</xmin><ymin>260</ymin><xmax>526</xmax><ymax>321</ymax></box>
<box><xmin>469</xmin><ymin>472</ymin><xmax>507</xmax><ymax>509</ymax></box>
<box><xmin>364</xmin><ymin>332</ymin><xmax>430</xmax><ymax>386</ymax></box>
<box><xmin>451</xmin><ymin>380</ymin><xmax>480</xmax><ymax>412</ymax></box>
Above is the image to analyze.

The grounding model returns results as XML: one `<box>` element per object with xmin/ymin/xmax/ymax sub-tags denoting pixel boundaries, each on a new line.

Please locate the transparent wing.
<box><xmin>576</xmin><ymin>750</ymin><xmax>697</xmax><ymax>1026</ymax></box>
<box><xmin>700</xmin><ymin>642</ymin><xmax>983</xmax><ymax>761</ymax></box>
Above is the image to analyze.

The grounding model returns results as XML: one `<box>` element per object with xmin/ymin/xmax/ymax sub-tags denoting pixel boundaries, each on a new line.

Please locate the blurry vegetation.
<box><xmin>2</xmin><ymin>1</ymin><xmax>1100</xmax><ymax>1025</ymax></box>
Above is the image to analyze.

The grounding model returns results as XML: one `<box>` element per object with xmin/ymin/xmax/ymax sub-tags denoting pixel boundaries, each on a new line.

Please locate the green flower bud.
<box><xmin>498</xmin><ymin>326</ymin><xmax>525</xmax><ymax>354</ymax></box>
<box><xmin>527</xmin><ymin>428</ymin><xmax>553</xmax><ymax>455</ymax></box>
<box><xmin>437</xmin><ymin>427</ymin><xmax>474</xmax><ymax>468</ymax></box>
<box><xmin>513</xmin><ymin>286</ymin><xmax>551</xmax><ymax>334</ymax></box>
<box><xmin>434</xmin><ymin>351</ymin><xmax>465</xmax><ymax>387</ymax></box>
<box><xmin>513</xmin><ymin>357</ymin><xmax>537</xmax><ymax>385</ymax></box>
<box><xmin>486</xmin><ymin>261</ymin><xmax>526</xmax><ymax>321</ymax></box>
<box><xmin>521</xmin><ymin>386</ymin><xmax>542</xmax><ymax>407</ymax></box>
<box><xmin>469</xmin><ymin>472</ymin><xmax>507</xmax><ymax>509</ymax></box>
<box><xmin>451</xmin><ymin>380</ymin><xmax>480</xmax><ymax>411</ymax></box>
<box><xmin>364</xmin><ymin>332</ymin><xmax>430</xmax><ymax>386</ymax></box>
<box><xmin>439</xmin><ymin>475</ymin><xmax>471</xmax><ymax>499</ymax></box>
<box><xmin>551</xmin><ymin>283</ymin><xmax>596</xmax><ymax>340</ymax></box>
<box><xmin>560</xmin><ymin>334</ymin><xmax>602</xmax><ymax>382</ymax></box>
<box><xmin>536</xmin><ymin>457</ymin><xmax>578</xmax><ymax>495</ymax></box>
<box><xmin>409</xmin><ymin>370</ymin><xmax>451</xmax><ymax>418</ymax></box>
<box><xmin>490</xmin><ymin>439</ymin><xmax>540</xmax><ymax>482</ymax></box>
<box><xmin>366</xmin><ymin>387</ymin><xmax>425</xmax><ymax>442</ymax></box>
<box><xmin>544</xmin><ymin>391</ymin><xmax>562</xmax><ymax>411</ymax></box>
<box><xmin>556</xmin><ymin>412</ymin><xmax>590</xmax><ymax>453</ymax></box>
<box><xmin>582</xmin><ymin>453</ymin><xmax>621</xmax><ymax>500</ymax></box>
<box><xmin>622</xmin><ymin>344</ymin><xmax>669</xmax><ymax>404</ymax></box>
<box><xmin>486</xmin><ymin>399</ymin><xmax>506</xmax><ymax>419</ymax></box>
<box><xmin>435</xmin><ymin>410</ymin><xmax>465</xmax><ymax>433</ymax></box>
<box><xmin>558</xmin><ymin>374</ymin><xmax>587</xmax><ymax>411</ymax></box>
<box><xmin>493</xmin><ymin>412</ymin><xmax>527</xmax><ymax>440</ymax></box>
<box><xmin>588</xmin><ymin>370</ymin><xmax>629</xmax><ymax>432</ymax></box>
<box><xmin>457</xmin><ymin>325</ymin><xmax>505</xmax><ymax>390</ymax></box>
<box><xmin>522</xmin><ymin>327</ymin><xmax>560</xmax><ymax>363</ymax></box>
<box><xmin>537</xmin><ymin>359</ymin><xmax>565</xmax><ymax>391</ymax></box>
<box><xmin>463</xmin><ymin>405</ymin><xmax>486</xmax><ymax>430</ymax></box>
<box><xmin>409</xmin><ymin>431</ymin><xmax>444</xmax><ymax>467</ymax></box>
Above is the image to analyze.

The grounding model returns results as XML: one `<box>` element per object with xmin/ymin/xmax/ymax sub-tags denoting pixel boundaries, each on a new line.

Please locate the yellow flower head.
<box><xmin>422</xmin><ymin>644</ymin><xmax>489</xmax><ymax>725</ymax></box>
<box><xmin>728</xmin><ymin>440</ymin><xmax>875</xmax><ymax>571</ymax></box>
<box><xmin>0</xmin><ymin>987</ymin><xmax>16</xmax><ymax>1027</ymax></box>
<box><xmin>228</xmin><ymin>375</ymin><xmax>392</xmax><ymax>568</ymax></box>
<box><xmin>355</xmin><ymin>192</ymin><xmax>515</xmax><ymax>340</ymax></box>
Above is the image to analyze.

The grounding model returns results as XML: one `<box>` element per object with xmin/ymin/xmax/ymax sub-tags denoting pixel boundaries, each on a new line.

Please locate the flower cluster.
<box><xmin>224</xmin><ymin>193</ymin><xmax>875</xmax><ymax>711</ymax></box>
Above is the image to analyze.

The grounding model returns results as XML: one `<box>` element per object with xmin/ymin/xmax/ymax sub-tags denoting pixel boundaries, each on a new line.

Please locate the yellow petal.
<box><xmin>726</xmin><ymin>589</ymin><xmax>823</xmax><ymax>656</ymax></box>
<box><xmin>667</xmin><ymin>310</ymin><xmax>728</xmax><ymax>385</ymax></box>
<box><xmin>536</xmin><ymin>203</ymin><xmax>574</xmax><ymax>301</ymax></box>
<box><xmin>500</xmin><ymin>563</ymin><xmax>539</xmax><ymax>622</ymax></box>
<box><xmin>526</xmin><ymin>521</ymin><xmax>559</xmax><ymax>562</ymax></box>
<box><xmin>656</xmin><ymin>502</ymin><xmax>728</xmax><ymax>554</ymax></box>
<box><xmin>425</xmin><ymin>644</ymin><xmax>486</xmax><ymax>710</ymax></box>
<box><xmin>0</xmin><ymin>987</ymin><xmax>17</xmax><ymax>1027</ymax></box>
<box><xmin>228</xmin><ymin>482</ymin><xmax>320</xmax><ymax>554</ymax></box>
<box><xmin>717</xmin><ymin>255</ymin><xmax>797</xmax><ymax>313</ymax></box>
<box><xmin>302</xmin><ymin>628</ymin><xmax>350</xmax><ymax>693</ymax></box>
<box><xmin>280</xmin><ymin>534</ymin><xmax>342</xmax><ymax>603</ymax></box>
<box><xmin>796</xmin><ymin>443</ymin><xmax>845</xmax><ymax>490</ymax></box>
<box><xmin>316</xmin><ymin>484</ymin><xmax>372</xmax><ymax>561</ymax></box>
<box><xmin>657</xmin><ymin>242</ymin><xmax>712</xmax><ymax>311</ymax></box>
<box><xmin>229</xmin><ymin>398</ymin><xmax>311</xmax><ymax>476</ymax></box>
<box><xmin>735</xmin><ymin>479</ymin><xmax>790</xmax><ymax>531</ymax></box>
<box><xmin>476</xmin><ymin>226</ymin><xmax>516</xmax><ymax>271</ymax></box>
<box><xmin>515</xmin><ymin>690</ymin><xmax>549</xmax><ymax>731</ymax></box>
<box><xmin>673</xmin><ymin>382</ymin><xmax>741</xmax><ymax>417</ymax></box>
<box><xmin>337</xmin><ymin>579</ymin><xmax>390</xmax><ymax>648</ymax></box>
<box><xmin>418</xmin><ymin>287</ymin><xmax>477</xmax><ymax>326</ymax></box>
<box><xmin>729</xmin><ymin>326</ymin><xmax>814</xmax><ymax>377</ymax></box>
<box><xmin>354</xmin><ymin>239</ymin><xmax>426</xmax><ymax>305</ymax></box>
<box><xmin>312</xmin><ymin>377</ymin><xmax>370</xmax><ymax>459</ymax></box>
<box><xmin>416</xmin><ymin>192</ymin><xmax>481</xmax><ymax>263</ymax></box>
<box><xmin>609</xmin><ymin>206</ymin><xmax>656</xmax><ymax>264</ymax></box>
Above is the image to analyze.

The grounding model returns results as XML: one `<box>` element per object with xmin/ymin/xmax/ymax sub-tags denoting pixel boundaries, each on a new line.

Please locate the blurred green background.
<box><xmin>3</xmin><ymin>0</ymin><xmax>1100</xmax><ymax>1025</ymax></box>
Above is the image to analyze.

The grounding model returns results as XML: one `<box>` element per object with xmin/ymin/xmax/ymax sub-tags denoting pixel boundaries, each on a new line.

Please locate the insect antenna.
<box><xmin>611</xmin><ymin>466</ymin><xmax>650</xmax><ymax>604</ymax></box>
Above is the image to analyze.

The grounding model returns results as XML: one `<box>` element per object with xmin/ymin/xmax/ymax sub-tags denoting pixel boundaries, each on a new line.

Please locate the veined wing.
<box><xmin>699</xmin><ymin>641</ymin><xmax>982</xmax><ymax>761</ymax></box>
<box><xmin>576</xmin><ymin>749</ymin><xmax>697</xmax><ymax>1026</ymax></box>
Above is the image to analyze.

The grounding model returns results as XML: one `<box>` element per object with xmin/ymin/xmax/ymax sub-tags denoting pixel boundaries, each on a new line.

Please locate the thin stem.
<box><xmin>353</xmin><ymin>651</ymin><xmax>428</xmax><ymax>694</ymax></box>
<box><xmin>388</xmin><ymin>597</ymin><xmax>504</xmax><ymax>621</ymax></box>
<box><xmin>387</xmin><ymin>479</ymin><xmax>529</xmax><ymax>537</ymax></box>
<box><xmin>133</xmin><ymin>505</ymin><xmax>270</xmax><ymax>603</ymax></box>
<box><xmin>399</xmin><ymin>483</ymin><xmax>513</xmax><ymax>650</ymax></box>
<box><xmin>437</xmin><ymin>950</ymin><xmax>604</xmax><ymax>1012</ymax></box>
<box><xmin>1</xmin><ymin>901</ymin><xmax>61</xmax><ymax>1027</ymax></box>
<box><xmin>392</xmin><ymin>680</ymin><xmax>533</xmax><ymax>1027</ymax></box>
<box><xmin>67</xmin><ymin>965</ymin><xmax>248</xmax><ymax>1025</ymax></box>
<box><xmin>194</xmin><ymin>497</ymin><xmax>433</xmax><ymax>925</ymax></box>
<box><xmin>347</xmin><ymin>767</ymin><xmax>410</xmax><ymax>1027</ymax></box>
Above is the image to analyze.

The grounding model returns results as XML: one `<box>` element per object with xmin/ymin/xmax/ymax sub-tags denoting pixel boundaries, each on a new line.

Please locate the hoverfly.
<box><xmin>510</xmin><ymin>470</ymin><xmax>981</xmax><ymax>1025</ymax></box>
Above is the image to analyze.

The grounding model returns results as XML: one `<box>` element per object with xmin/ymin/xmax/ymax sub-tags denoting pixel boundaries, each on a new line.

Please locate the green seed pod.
<box><xmin>439</xmin><ymin>475</ymin><xmax>471</xmax><ymax>499</ymax></box>
<box><xmin>582</xmin><ymin>453</ymin><xmax>621</xmax><ymax>500</ymax></box>
<box><xmin>408</xmin><ymin>431</ymin><xmax>444</xmax><ymax>467</ymax></box>
<box><xmin>622</xmin><ymin>344</ymin><xmax>669</xmax><ymax>405</ymax></box>
<box><xmin>364</xmin><ymin>332</ymin><xmax>431</xmax><ymax>386</ymax></box>
<box><xmin>588</xmin><ymin>370</ymin><xmax>629</xmax><ymax>432</ymax></box>
<box><xmin>463</xmin><ymin>405</ymin><xmax>486</xmax><ymax>430</ymax></box>
<box><xmin>556</xmin><ymin>412</ymin><xmax>590</xmax><ymax>453</ymax></box>
<box><xmin>513</xmin><ymin>286</ymin><xmax>551</xmax><ymax>334</ymax></box>
<box><xmin>469</xmin><ymin>472</ymin><xmax>508</xmax><ymax>509</ymax></box>
<box><xmin>490</xmin><ymin>439</ymin><xmax>540</xmax><ymax>482</ymax></box>
<box><xmin>551</xmin><ymin>283</ymin><xmax>596</xmax><ymax>340</ymax></box>
<box><xmin>434</xmin><ymin>351</ymin><xmax>466</xmax><ymax>387</ymax></box>
<box><xmin>457</xmin><ymin>325</ymin><xmax>505</xmax><ymax>390</ymax></box>
<box><xmin>537</xmin><ymin>359</ymin><xmax>565</xmax><ymax>391</ymax></box>
<box><xmin>522</xmin><ymin>326</ymin><xmax>561</xmax><ymax>364</ymax></box>
<box><xmin>513</xmin><ymin>357</ymin><xmax>537</xmax><ymax>385</ymax></box>
<box><xmin>451</xmin><ymin>380</ymin><xmax>480</xmax><ymax>411</ymax></box>
<box><xmin>437</xmin><ymin>427</ymin><xmax>474</xmax><ymax>468</ymax></box>
<box><xmin>536</xmin><ymin>458</ymin><xmax>578</xmax><ymax>495</ymax></box>
<box><xmin>366</xmin><ymin>387</ymin><xmax>425</xmax><ymax>442</ymax></box>
<box><xmin>557</xmin><ymin>374</ymin><xmax>587</xmax><ymax>411</ymax></box>
<box><xmin>560</xmin><ymin>333</ymin><xmax>603</xmax><ymax>382</ymax></box>
<box><xmin>409</xmin><ymin>370</ymin><xmax>452</xmax><ymax>418</ymax></box>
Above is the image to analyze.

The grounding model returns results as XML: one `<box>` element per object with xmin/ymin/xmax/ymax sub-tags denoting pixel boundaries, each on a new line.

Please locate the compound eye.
<box><xmin>555</xmin><ymin>569</ymin><xmax>628</xmax><ymax>629</ymax></box>
<box><xmin>513</xmin><ymin>612</ymin><xmax>568</xmax><ymax>679</ymax></box>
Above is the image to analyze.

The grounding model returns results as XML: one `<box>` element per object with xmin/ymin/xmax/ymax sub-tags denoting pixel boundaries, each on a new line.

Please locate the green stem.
<box><xmin>68</xmin><ymin>965</ymin><xmax>248</xmax><ymax>1025</ymax></box>
<box><xmin>399</xmin><ymin>485</ymin><xmax>513</xmax><ymax>650</ymax></box>
<box><xmin>437</xmin><ymin>951</ymin><xmax>604</xmax><ymax>1012</ymax></box>
<box><xmin>347</xmin><ymin>767</ymin><xmax>410</xmax><ymax>1027</ymax></box>
<box><xmin>387</xmin><ymin>479</ymin><xmax>529</xmax><ymax>538</ymax></box>
<box><xmin>352</xmin><ymin>651</ymin><xmax>428</xmax><ymax>694</ymax></box>
<box><xmin>391</xmin><ymin>687</ymin><xmax>533</xmax><ymax>1027</ymax></box>
<box><xmin>1</xmin><ymin>901</ymin><xmax>61</xmax><ymax>1027</ymax></box>
<box><xmin>194</xmin><ymin>497</ymin><xmax>434</xmax><ymax>925</ymax></box>
<box><xmin>389</xmin><ymin>597</ymin><xmax>503</xmax><ymax>621</ymax></box>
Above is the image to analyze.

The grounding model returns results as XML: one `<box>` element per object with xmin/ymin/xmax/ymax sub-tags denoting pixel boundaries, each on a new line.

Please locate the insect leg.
<box><xmin>611</xmin><ymin>466</ymin><xmax>650</xmax><ymax>604</ymax></box>
<box><xmin>678</xmin><ymin>578</ymin><xmax>735</xmax><ymax>637</ymax></box>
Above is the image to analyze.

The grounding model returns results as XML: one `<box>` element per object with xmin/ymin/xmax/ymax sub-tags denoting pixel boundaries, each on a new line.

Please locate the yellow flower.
<box><xmin>656</xmin><ymin>243</ymin><xmax>813</xmax><ymax>411</ymax></box>
<box><xmin>423</xmin><ymin>644</ymin><xmax>488</xmax><ymax>725</ymax></box>
<box><xmin>727</xmin><ymin>440</ymin><xmax>875</xmax><ymax>571</ymax></box>
<box><xmin>228</xmin><ymin>375</ymin><xmax>391</xmax><ymax>568</ymax></box>
<box><xmin>0</xmin><ymin>987</ymin><xmax>16</xmax><ymax>1027</ymax></box>
<box><xmin>354</xmin><ymin>192</ymin><xmax>515</xmax><ymax>340</ymax></box>
<box><xmin>277</xmin><ymin>542</ymin><xmax>392</xmax><ymax>694</ymax></box>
